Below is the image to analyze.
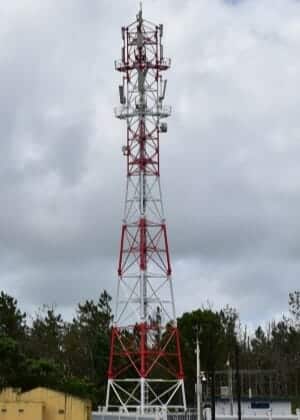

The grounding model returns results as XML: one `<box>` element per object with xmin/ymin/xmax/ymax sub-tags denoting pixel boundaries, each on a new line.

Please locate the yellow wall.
<box><xmin>22</xmin><ymin>388</ymin><xmax>91</xmax><ymax>420</ymax></box>
<box><xmin>0</xmin><ymin>388</ymin><xmax>20</xmax><ymax>402</ymax></box>
<box><xmin>0</xmin><ymin>388</ymin><xmax>91</xmax><ymax>420</ymax></box>
<box><xmin>0</xmin><ymin>401</ymin><xmax>44</xmax><ymax>420</ymax></box>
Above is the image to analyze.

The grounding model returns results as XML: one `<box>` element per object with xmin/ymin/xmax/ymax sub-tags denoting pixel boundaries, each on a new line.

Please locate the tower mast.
<box><xmin>106</xmin><ymin>8</ymin><xmax>186</xmax><ymax>413</ymax></box>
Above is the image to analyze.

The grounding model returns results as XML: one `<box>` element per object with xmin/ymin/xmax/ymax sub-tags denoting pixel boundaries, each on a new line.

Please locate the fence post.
<box><xmin>296</xmin><ymin>408</ymin><xmax>300</xmax><ymax>420</ymax></box>
<box><xmin>267</xmin><ymin>408</ymin><xmax>272</xmax><ymax>420</ymax></box>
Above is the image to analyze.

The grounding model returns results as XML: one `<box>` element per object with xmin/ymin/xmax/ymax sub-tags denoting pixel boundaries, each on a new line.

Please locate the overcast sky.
<box><xmin>1</xmin><ymin>0</ymin><xmax>300</xmax><ymax>329</ymax></box>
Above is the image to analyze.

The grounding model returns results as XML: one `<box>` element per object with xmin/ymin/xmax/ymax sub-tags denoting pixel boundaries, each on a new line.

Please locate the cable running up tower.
<box><xmin>106</xmin><ymin>7</ymin><xmax>186</xmax><ymax>413</ymax></box>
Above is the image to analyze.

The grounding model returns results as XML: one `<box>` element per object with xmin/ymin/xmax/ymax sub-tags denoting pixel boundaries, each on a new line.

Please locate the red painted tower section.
<box><xmin>105</xmin><ymin>7</ymin><xmax>186</xmax><ymax>413</ymax></box>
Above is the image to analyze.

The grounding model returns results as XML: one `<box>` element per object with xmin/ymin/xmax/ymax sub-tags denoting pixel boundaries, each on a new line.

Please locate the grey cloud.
<box><xmin>1</xmin><ymin>1</ymin><xmax>300</xmax><ymax>328</ymax></box>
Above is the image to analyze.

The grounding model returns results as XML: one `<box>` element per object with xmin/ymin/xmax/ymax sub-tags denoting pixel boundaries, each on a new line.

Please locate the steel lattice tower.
<box><xmin>106</xmin><ymin>7</ymin><xmax>186</xmax><ymax>413</ymax></box>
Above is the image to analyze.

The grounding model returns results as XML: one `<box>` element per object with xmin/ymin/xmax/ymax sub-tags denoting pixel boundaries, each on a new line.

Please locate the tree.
<box><xmin>0</xmin><ymin>291</ymin><xmax>26</xmax><ymax>339</ymax></box>
<box><xmin>220</xmin><ymin>305</ymin><xmax>239</xmax><ymax>360</ymax></box>
<box><xmin>289</xmin><ymin>291</ymin><xmax>300</xmax><ymax>328</ymax></box>
<box><xmin>28</xmin><ymin>306</ymin><xmax>64</xmax><ymax>362</ymax></box>
<box><xmin>24</xmin><ymin>358</ymin><xmax>62</xmax><ymax>390</ymax></box>
<box><xmin>63</xmin><ymin>291</ymin><xmax>112</xmax><ymax>405</ymax></box>
<box><xmin>0</xmin><ymin>336</ymin><xmax>26</xmax><ymax>388</ymax></box>
<box><xmin>178</xmin><ymin>308</ymin><xmax>227</xmax><ymax>405</ymax></box>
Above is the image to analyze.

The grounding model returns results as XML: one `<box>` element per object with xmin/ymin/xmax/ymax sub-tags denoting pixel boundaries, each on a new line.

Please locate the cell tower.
<box><xmin>106</xmin><ymin>6</ymin><xmax>186</xmax><ymax>413</ymax></box>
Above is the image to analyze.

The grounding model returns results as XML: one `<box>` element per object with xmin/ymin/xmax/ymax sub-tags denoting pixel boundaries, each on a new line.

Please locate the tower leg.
<box><xmin>105</xmin><ymin>380</ymin><xmax>111</xmax><ymax>411</ymax></box>
<box><xmin>141</xmin><ymin>377</ymin><xmax>145</xmax><ymax>414</ymax></box>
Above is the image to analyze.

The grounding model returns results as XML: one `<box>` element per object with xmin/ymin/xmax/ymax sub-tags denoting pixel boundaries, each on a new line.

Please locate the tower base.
<box><xmin>105</xmin><ymin>378</ymin><xmax>186</xmax><ymax>413</ymax></box>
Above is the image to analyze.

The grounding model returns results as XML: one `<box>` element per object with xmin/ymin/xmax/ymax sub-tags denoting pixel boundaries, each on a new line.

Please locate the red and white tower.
<box><xmin>106</xmin><ymin>7</ymin><xmax>186</xmax><ymax>413</ymax></box>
